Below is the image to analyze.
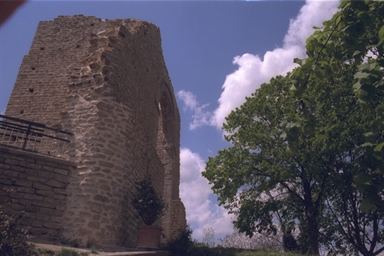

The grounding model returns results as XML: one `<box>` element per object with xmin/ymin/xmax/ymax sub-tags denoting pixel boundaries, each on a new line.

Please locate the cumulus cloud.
<box><xmin>180</xmin><ymin>148</ymin><xmax>234</xmax><ymax>240</ymax></box>
<box><xmin>178</xmin><ymin>0</ymin><xmax>340</xmax><ymax>241</ymax></box>
<box><xmin>178</xmin><ymin>1</ymin><xmax>340</xmax><ymax>130</ymax></box>
<box><xmin>177</xmin><ymin>90</ymin><xmax>212</xmax><ymax>130</ymax></box>
<box><xmin>211</xmin><ymin>1</ymin><xmax>339</xmax><ymax>129</ymax></box>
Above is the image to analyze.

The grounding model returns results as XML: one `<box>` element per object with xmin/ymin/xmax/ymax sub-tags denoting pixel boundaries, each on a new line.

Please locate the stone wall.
<box><xmin>4</xmin><ymin>15</ymin><xmax>186</xmax><ymax>248</ymax></box>
<box><xmin>0</xmin><ymin>145</ymin><xmax>75</xmax><ymax>242</ymax></box>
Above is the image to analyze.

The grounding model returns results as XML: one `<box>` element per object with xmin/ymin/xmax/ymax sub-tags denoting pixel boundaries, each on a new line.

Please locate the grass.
<box><xmin>37</xmin><ymin>248</ymin><xmax>56</xmax><ymax>255</ymax></box>
<box><xmin>35</xmin><ymin>248</ymin><xmax>91</xmax><ymax>256</ymax></box>
<box><xmin>236</xmin><ymin>250</ymin><xmax>304</xmax><ymax>256</ymax></box>
<box><xmin>56</xmin><ymin>248</ymin><xmax>89</xmax><ymax>256</ymax></box>
<box><xmin>185</xmin><ymin>246</ymin><xmax>307</xmax><ymax>256</ymax></box>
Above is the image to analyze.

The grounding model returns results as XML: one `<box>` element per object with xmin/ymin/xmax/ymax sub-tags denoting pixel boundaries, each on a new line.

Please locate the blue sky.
<box><xmin>0</xmin><ymin>0</ymin><xmax>339</xmax><ymax>241</ymax></box>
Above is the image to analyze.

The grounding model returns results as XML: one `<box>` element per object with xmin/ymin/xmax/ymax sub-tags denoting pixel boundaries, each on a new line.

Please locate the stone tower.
<box><xmin>4</xmin><ymin>15</ymin><xmax>186</xmax><ymax>248</ymax></box>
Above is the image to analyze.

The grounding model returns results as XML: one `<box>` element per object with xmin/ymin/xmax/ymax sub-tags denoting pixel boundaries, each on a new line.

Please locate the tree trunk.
<box><xmin>303</xmin><ymin>180</ymin><xmax>320</xmax><ymax>255</ymax></box>
<box><xmin>307</xmin><ymin>211</ymin><xmax>320</xmax><ymax>255</ymax></box>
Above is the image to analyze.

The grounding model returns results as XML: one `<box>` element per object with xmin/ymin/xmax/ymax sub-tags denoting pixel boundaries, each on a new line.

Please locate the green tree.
<box><xmin>324</xmin><ymin>170</ymin><xmax>384</xmax><ymax>256</ymax></box>
<box><xmin>205</xmin><ymin>65</ymin><xmax>369</xmax><ymax>254</ymax></box>
<box><xmin>289</xmin><ymin>0</ymin><xmax>384</xmax><ymax>210</ymax></box>
<box><xmin>288</xmin><ymin>2</ymin><xmax>384</xmax><ymax>253</ymax></box>
<box><xmin>204</xmin><ymin>1</ymin><xmax>384</xmax><ymax>255</ymax></box>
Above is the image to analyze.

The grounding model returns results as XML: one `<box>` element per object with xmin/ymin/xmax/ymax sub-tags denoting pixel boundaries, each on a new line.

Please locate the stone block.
<box><xmin>4</xmin><ymin>170</ymin><xmax>18</xmax><ymax>177</ymax></box>
<box><xmin>36</xmin><ymin>190</ymin><xmax>54</xmax><ymax>197</ymax></box>
<box><xmin>9</xmin><ymin>192</ymin><xmax>24</xmax><ymax>199</ymax></box>
<box><xmin>53</xmin><ymin>168</ymin><xmax>68</xmax><ymax>175</ymax></box>
<box><xmin>4</xmin><ymin>159</ymin><xmax>18</xmax><ymax>165</ymax></box>
<box><xmin>0</xmin><ymin>178</ymin><xmax>12</xmax><ymax>185</ymax></box>
<box><xmin>93</xmin><ymin>194</ymin><xmax>109</xmax><ymax>203</ymax></box>
<box><xmin>32</xmin><ymin>201</ymin><xmax>56</xmax><ymax>209</ymax></box>
<box><xmin>98</xmin><ymin>160</ymin><xmax>114</xmax><ymax>168</ymax></box>
<box><xmin>25</xmin><ymin>205</ymin><xmax>40</xmax><ymax>213</ymax></box>
<box><xmin>10</xmin><ymin>203</ymin><xmax>24</xmax><ymax>211</ymax></box>
<box><xmin>17</xmin><ymin>189</ymin><xmax>36</xmax><ymax>198</ymax></box>
<box><xmin>0</xmin><ymin>163</ymin><xmax>11</xmax><ymax>169</ymax></box>
<box><xmin>47</xmin><ymin>229</ymin><xmax>60</xmax><ymax>237</ymax></box>
<box><xmin>53</xmin><ymin>188</ymin><xmax>67</xmax><ymax>195</ymax></box>
<box><xmin>53</xmin><ymin>194</ymin><xmax>66</xmax><ymax>200</ymax></box>
<box><xmin>41</xmin><ymin>166</ymin><xmax>54</xmax><ymax>172</ymax></box>
<box><xmin>9</xmin><ymin>155</ymin><xmax>27</xmax><ymax>161</ymax></box>
<box><xmin>19</xmin><ymin>162</ymin><xmax>42</xmax><ymax>170</ymax></box>
<box><xmin>43</xmin><ymin>222</ymin><xmax>61</xmax><ymax>230</ymax></box>
<box><xmin>37</xmin><ymin>215</ymin><xmax>50</xmax><ymax>221</ymax></box>
<box><xmin>27</xmin><ymin>175</ymin><xmax>47</xmax><ymax>182</ymax></box>
<box><xmin>54</xmin><ymin>173</ymin><xmax>68</xmax><ymax>183</ymax></box>
<box><xmin>0</xmin><ymin>196</ymin><xmax>9</xmax><ymax>204</ymax></box>
<box><xmin>49</xmin><ymin>209</ymin><xmax>63</xmax><ymax>217</ymax></box>
<box><xmin>24</xmin><ymin>193</ymin><xmax>43</xmax><ymax>201</ymax></box>
<box><xmin>46</xmin><ymin>179</ymin><xmax>65</xmax><ymax>188</ymax></box>
<box><xmin>18</xmin><ymin>199</ymin><xmax>31</xmax><ymax>205</ymax></box>
<box><xmin>33</xmin><ymin>183</ymin><xmax>52</xmax><ymax>191</ymax></box>
<box><xmin>87</xmin><ymin>221</ymin><xmax>100</xmax><ymax>229</ymax></box>
<box><xmin>31</xmin><ymin>220</ymin><xmax>43</xmax><ymax>227</ymax></box>
<box><xmin>30</xmin><ymin>227</ymin><xmax>43</xmax><ymax>235</ymax></box>
<box><xmin>15</xmin><ymin>180</ymin><xmax>32</xmax><ymax>187</ymax></box>
<box><xmin>38</xmin><ymin>170</ymin><xmax>55</xmax><ymax>179</ymax></box>
<box><xmin>50</xmin><ymin>216</ymin><xmax>63</xmax><ymax>223</ymax></box>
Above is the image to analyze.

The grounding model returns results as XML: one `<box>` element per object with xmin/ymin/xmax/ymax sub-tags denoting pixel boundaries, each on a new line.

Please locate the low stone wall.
<box><xmin>0</xmin><ymin>145</ymin><xmax>76</xmax><ymax>242</ymax></box>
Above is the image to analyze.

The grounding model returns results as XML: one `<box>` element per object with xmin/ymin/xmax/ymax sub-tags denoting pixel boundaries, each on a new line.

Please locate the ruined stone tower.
<box><xmin>4</xmin><ymin>15</ymin><xmax>186</xmax><ymax>248</ymax></box>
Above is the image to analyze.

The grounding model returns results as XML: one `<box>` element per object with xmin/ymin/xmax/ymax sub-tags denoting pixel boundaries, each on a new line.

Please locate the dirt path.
<box><xmin>34</xmin><ymin>243</ymin><xmax>169</xmax><ymax>256</ymax></box>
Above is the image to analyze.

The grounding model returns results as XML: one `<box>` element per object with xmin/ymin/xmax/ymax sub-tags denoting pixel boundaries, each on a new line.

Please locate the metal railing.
<box><xmin>0</xmin><ymin>114</ymin><xmax>72</xmax><ymax>159</ymax></box>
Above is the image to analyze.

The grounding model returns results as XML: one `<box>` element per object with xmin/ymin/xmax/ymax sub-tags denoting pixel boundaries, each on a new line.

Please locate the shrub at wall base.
<box><xmin>132</xmin><ymin>178</ymin><xmax>166</xmax><ymax>249</ymax></box>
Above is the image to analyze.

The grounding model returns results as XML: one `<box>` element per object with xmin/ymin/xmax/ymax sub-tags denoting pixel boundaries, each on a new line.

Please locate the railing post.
<box><xmin>23</xmin><ymin>123</ymin><xmax>31</xmax><ymax>150</ymax></box>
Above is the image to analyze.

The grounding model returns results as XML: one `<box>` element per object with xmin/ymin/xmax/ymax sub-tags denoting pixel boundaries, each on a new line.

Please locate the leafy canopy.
<box><xmin>204</xmin><ymin>1</ymin><xmax>384</xmax><ymax>255</ymax></box>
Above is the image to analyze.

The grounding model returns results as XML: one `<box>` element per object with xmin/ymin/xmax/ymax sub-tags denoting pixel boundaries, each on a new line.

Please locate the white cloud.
<box><xmin>180</xmin><ymin>148</ymin><xmax>234</xmax><ymax>241</ymax></box>
<box><xmin>178</xmin><ymin>0</ymin><xmax>340</xmax><ymax>241</ymax></box>
<box><xmin>211</xmin><ymin>0</ymin><xmax>339</xmax><ymax>129</ymax></box>
<box><xmin>178</xmin><ymin>1</ymin><xmax>340</xmax><ymax>130</ymax></box>
<box><xmin>177</xmin><ymin>90</ymin><xmax>212</xmax><ymax>130</ymax></box>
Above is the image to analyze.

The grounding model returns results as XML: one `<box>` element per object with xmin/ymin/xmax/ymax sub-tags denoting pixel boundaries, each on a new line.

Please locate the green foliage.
<box><xmin>163</xmin><ymin>226</ymin><xmax>240</xmax><ymax>256</ymax></box>
<box><xmin>132</xmin><ymin>178</ymin><xmax>166</xmax><ymax>225</ymax></box>
<box><xmin>55</xmin><ymin>248</ymin><xmax>88</xmax><ymax>256</ymax></box>
<box><xmin>162</xmin><ymin>226</ymin><xmax>195</xmax><ymax>256</ymax></box>
<box><xmin>289</xmin><ymin>0</ymin><xmax>384</xmax><ymax>210</ymax></box>
<box><xmin>0</xmin><ymin>207</ymin><xmax>36</xmax><ymax>256</ymax></box>
<box><xmin>204</xmin><ymin>1</ymin><xmax>384</xmax><ymax>255</ymax></box>
<box><xmin>37</xmin><ymin>248</ymin><xmax>56</xmax><ymax>256</ymax></box>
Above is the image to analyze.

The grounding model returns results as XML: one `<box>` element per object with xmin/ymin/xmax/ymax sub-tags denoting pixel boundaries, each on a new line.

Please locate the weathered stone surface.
<box><xmin>46</xmin><ymin>179</ymin><xmax>65</xmax><ymax>188</ymax></box>
<box><xmin>3</xmin><ymin>15</ymin><xmax>186</xmax><ymax>249</ymax></box>
<box><xmin>54</xmin><ymin>168</ymin><xmax>68</xmax><ymax>175</ymax></box>
<box><xmin>15</xmin><ymin>180</ymin><xmax>32</xmax><ymax>187</ymax></box>
<box><xmin>33</xmin><ymin>183</ymin><xmax>52</xmax><ymax>191</ymax></box>
<box><xmin>0</xmin><ymin>146</ymin><xmax>73</xmax><ymax>242</ymax></box>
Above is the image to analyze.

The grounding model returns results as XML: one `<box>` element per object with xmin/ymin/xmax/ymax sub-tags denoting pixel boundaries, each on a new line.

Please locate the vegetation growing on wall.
<box><xmin>0</xmin><ymin>187</ymin><xmax>36</xmax><ymax>256</ymax></box>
